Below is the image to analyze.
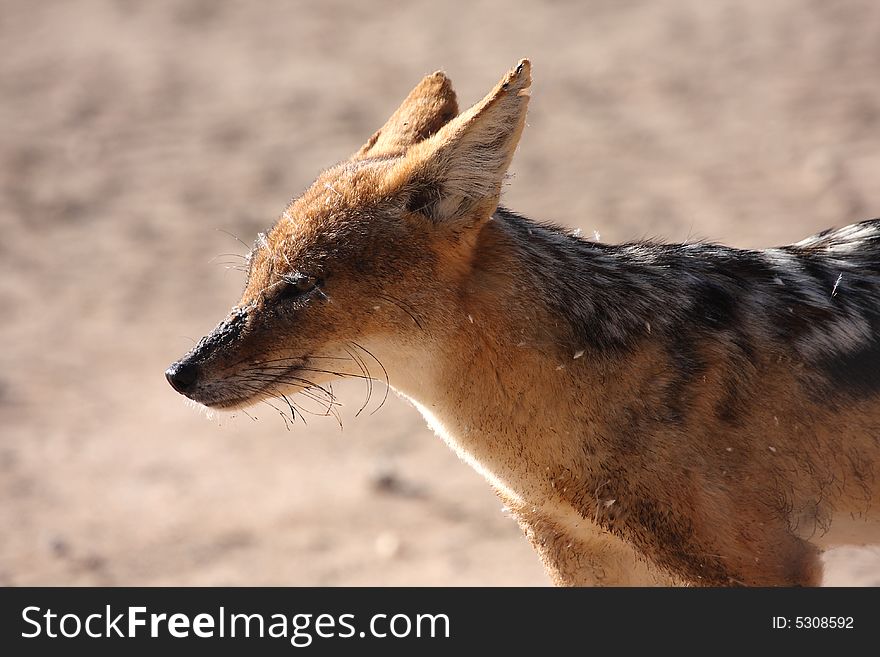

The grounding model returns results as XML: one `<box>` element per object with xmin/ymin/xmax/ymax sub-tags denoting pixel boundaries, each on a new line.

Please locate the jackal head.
<box><xmin>166</xmin><ymin>60</ymin><xmax>530</xmax><ymax>411</ymax></box>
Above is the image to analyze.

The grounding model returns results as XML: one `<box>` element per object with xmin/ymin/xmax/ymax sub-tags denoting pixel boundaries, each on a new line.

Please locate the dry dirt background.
<box><xmin>2</xmin><ymin>0</ymin><xmax>880</xmax><ymax>586</ymax></box>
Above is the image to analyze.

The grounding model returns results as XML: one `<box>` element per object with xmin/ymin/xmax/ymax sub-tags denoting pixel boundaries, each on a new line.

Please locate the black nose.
<box><xmin>165</xmin><ymin>360</ymin><xmax>199</xmax><ymax>394</ymax></box>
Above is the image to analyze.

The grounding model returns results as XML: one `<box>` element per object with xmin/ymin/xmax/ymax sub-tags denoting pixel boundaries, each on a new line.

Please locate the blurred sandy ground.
<box><xmin>1</xmin><ymin>0</ymin><xmax>879</xmax><ymax>585</ymax></box>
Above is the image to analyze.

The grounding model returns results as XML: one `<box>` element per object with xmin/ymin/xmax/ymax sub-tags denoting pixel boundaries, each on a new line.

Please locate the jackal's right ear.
<box><xmin>390</xmin><ymin>60</ymin><xmax>531</xmax><ymax>226</ymax></box>
<box><xmin>355</xmin><ymin>72</ymin><xmax>459</xmax><ymax>159</ymax></box>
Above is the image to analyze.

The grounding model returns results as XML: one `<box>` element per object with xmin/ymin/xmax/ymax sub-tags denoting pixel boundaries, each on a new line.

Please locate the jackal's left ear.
<box><xmin>391</xmin><ymin>60</ymin><xmax>531</xmax><ymax>225</ymax></box>
<box><xmin>355</xmin><ymin>71</ymin><xmax>459</xmax><ymax>158</ymax></box>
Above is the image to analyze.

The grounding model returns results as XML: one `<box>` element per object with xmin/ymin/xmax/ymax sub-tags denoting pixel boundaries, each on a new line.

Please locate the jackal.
<box><xmin>167</xmin><ymin>60</ymin><xmax>880</xmax><ymax>586</ymax></box>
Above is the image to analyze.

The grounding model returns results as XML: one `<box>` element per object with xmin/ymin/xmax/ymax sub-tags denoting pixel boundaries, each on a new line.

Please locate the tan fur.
<box><xmin>356</xmin><ymin>71</ymin><xmax>458</xmax><ymax>158</ymax></box>
<box><xmin>168</xmin><ymin>61</ymin><xmax>880</xmax><ymax>586</ymax></box>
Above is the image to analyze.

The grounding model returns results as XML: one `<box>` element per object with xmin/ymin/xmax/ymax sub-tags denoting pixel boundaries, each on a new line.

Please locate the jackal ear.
<box><xmin>393</xmin><ymin>60</ymin><xmax>531</xmax><ymax>225</ymax></box>
<box><xmin>355</xmin><ymin>72</ymin><xmax>459</xmax><ymax>158</ymax></box>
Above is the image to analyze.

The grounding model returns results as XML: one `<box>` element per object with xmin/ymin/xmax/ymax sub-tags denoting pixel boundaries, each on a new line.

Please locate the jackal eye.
<box><xmin>278</xmin><ymin>273</ymin><xmax>319</xmax><ymax>301</ymax></box>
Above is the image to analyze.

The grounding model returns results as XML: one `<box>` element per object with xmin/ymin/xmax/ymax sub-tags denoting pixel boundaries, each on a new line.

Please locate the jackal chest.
<box><xmin>407</xmin><ymin>396</ymin><xmax>567</xmax><ymax>507</ymax></box>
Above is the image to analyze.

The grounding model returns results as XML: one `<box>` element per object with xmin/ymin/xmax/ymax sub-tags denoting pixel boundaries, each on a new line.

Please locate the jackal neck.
<box><xmin>472</xmin><ymin>207</ymin><xmax>676</xmax><ymax>356</ymax></box>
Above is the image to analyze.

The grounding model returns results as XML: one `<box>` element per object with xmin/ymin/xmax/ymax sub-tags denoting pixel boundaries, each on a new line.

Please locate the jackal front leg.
<box><xmin>517</xmin><ymin>508</ymin><xmax>675</xmax><ymax>586</ymax></box>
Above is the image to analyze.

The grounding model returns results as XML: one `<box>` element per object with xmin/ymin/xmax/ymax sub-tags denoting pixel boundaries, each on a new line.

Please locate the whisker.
<box><xmin>279</xmin><ymin>393</ymin><xmax>305</xmax><ymax>427</ymax></box>
<box><xmin>286</xmin><ymin>395</ymin><xmax>328</xmax><ymax>420</ymax></box>
<box><xmin>237</xmin><ymin>371</ymin><xmax>341</xmax><ymax>405</ymax></box>
<box><xmin>209</xmin><ymin>252</ymin><xmax>250</xmax><ymax>265</ymax></box>
<box><xmin>325</xmin><ymin>381</ymin><xmax>343</xmax><ymax>429</ymax></box>
<box><xmin>261</xmin><ymin>399</ymin><xmax>292</xmax><ymax>431</ymax></box>
<box><xmin>233</xmin><ymin>380</ymin><xmax>298</xmax><ymax>430</ymax></box>
<box><xmin>352</xmin><ymin>341</ymin><xmax>390</xmax><ymax>415</ymax></box>
<box><xmin>324</xmin><ymin>382</ymin><xmax>344</xmax><ymax>427</ymax></box>
<box><xmin>376</xmin><ymin>293</ymin><xmax>424</xmax><ymax>330</ymax></box>
<box><xmin>234</xmin><ymin>371</ymin><xmax>345</xmax><ymax>429</ymax></box>
<box><xmin>239</xmin><ymin>361</ymin><xmax>348</xmax><ymax>376</ymax></box>
<box><xmin>225</xmin><ymin>353</ymin><xmax>351</xmax><ymax>371</ymax></box>
<box><xmin>294</xmin><ymin>366</ymin><xmax>373</xmax><ymax>381</ymax></box>
<box><xmin>220</xmin><ymin>349</ymin><xmax>389</xmax><ymax>430</ymax></box>
<box><xmin>215</xmin><ymin>228</ymin><xmax>252</xmax><ymax>252</ymax></box>
<box><xmin>285</xmin><ymin>395</ymin><xmax>311</xmax><ymax>426</ymax></box>
<box><xmin>297</xmin><ymin>387</ymin><xmax>340</xmax><ymax>406</ymax></box>
<box><xmin>344</xmin><ymin>344</ymin><xmax>372</xmax><ymax>417</ymax></box>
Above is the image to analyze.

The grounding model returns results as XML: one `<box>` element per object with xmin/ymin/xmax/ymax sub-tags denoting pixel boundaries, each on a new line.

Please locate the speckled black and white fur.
<box><xmin>468</xmin><ymin>208</ymin><xmax>880</xmax><ymax>585</ymax></box>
